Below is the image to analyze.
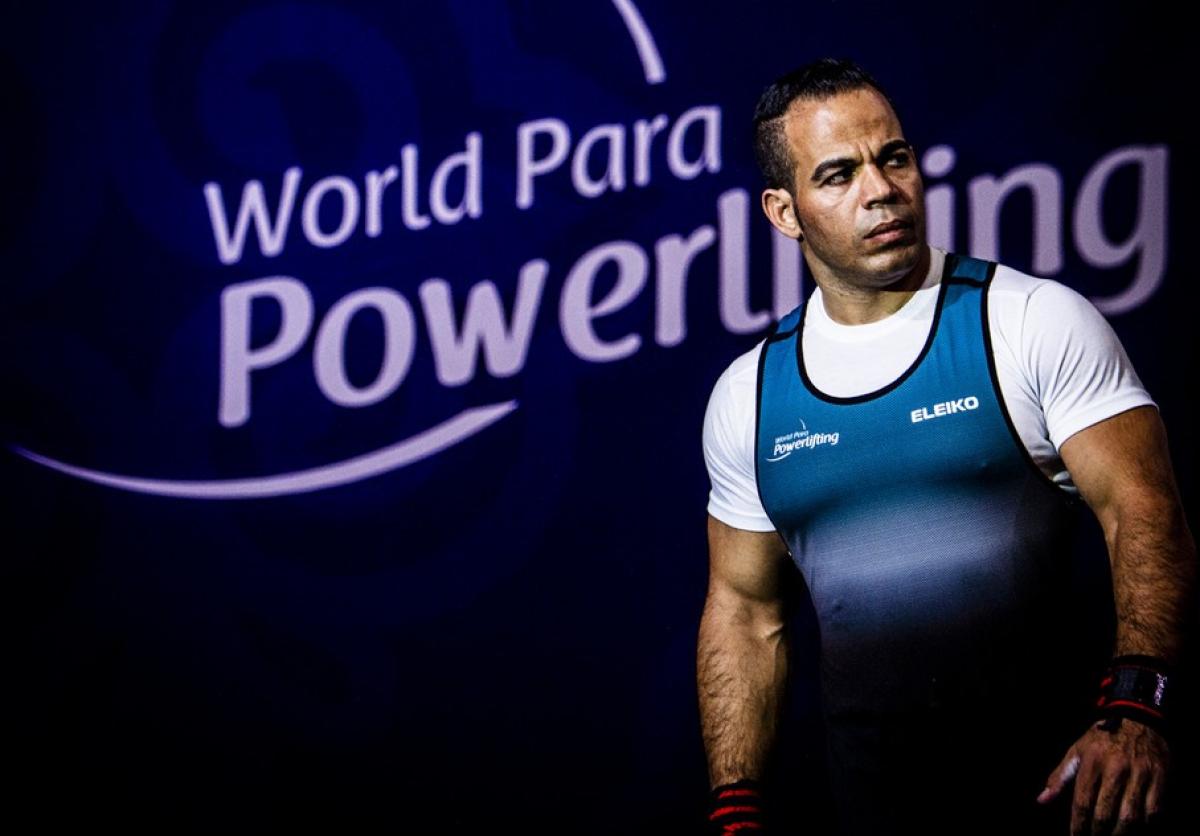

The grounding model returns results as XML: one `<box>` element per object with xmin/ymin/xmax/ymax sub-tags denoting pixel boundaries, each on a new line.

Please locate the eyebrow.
<box><xmin>809</xmin><ymin>139</ymin><xmax>913</xmax><ymax>183</ymax></box>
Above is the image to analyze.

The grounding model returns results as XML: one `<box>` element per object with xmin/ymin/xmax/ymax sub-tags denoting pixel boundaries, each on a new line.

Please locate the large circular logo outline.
<box><xmin>13</xmin><ymin>1</ymin><xmax>666</xmax><ymax>499</ymax></box>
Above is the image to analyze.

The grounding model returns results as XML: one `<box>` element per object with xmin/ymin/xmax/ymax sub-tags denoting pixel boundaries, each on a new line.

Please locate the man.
<box><xmin>697</xmin><ymin>58</ymin><xmax>1194</xmax><ymax>836</ymax></box>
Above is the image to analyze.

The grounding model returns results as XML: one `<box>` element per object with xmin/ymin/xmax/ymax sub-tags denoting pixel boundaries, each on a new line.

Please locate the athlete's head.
<box><xmin>753</xmin><ymin>58</ymin><xmax>926</xmax><ymax>291</ymax></box>
<box><xmin>753</xmin><ymin>59</ymin><xmax>900</xmax><ymax>197</ymax></box>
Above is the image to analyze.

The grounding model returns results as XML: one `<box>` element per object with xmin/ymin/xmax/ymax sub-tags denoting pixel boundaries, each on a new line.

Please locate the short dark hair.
<box><xmin>752</xmin><ymin>58</ymin><xmax>898</xmax><ymax>194</ymax></box>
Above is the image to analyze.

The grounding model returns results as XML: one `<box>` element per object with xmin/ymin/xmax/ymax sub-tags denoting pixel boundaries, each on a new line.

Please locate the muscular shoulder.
<box><xmin>988</xmin><ymin>262</ymin><xmax>1086</xmax><ymax>335</ymax></box>
<box><xmin>703</xmin><ymin>339</ymin><xmax>774</xmax><ymax>532</ymax></box>
<box><xmin>703</xmin><ymin>340</ymin><xmax>763</xmax><ymax>463</ymax></box>
<box><xmin>710</xmin><ymin>341</ymin><xmax>763</xmax><ymax>405</ymax></box>
<box><xmin>989</xmin><ymin>263</ymin><xmax>1106</xmax><ymax>348</ymax></box>
<box><xmin>987</xmin><ymin>259</ymin><xmax>1155</xmax><ymax>455</ymax></box>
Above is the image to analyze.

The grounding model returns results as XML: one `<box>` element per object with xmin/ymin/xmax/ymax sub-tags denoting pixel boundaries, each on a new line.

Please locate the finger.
<box><xmin>1144</xmin><ymin>768</ymin><xmax>1166</xmax><ymax>822</ymax></box>
<box><xmin>1113</xmin><ymin>766</ymin><xmax>1149</xmax><ymax>836</ymax></box>
<box><xmin>1087</xmin><ymin>754</ymin><xmax>1131</xmax><ymax>836</ymax></box>
<box><xmin>1038</xmin><ymin>750</ymin><xmax>1081</xmax><ymax>803</ymax></box>
<box><xmin>1071</xmin><ymin>753</ymin><xmax>1102</xmax><ymax>836</ymax></box>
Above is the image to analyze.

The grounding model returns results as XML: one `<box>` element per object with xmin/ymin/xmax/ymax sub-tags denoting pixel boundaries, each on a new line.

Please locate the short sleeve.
<box><xmin>702</xmin><ymin>342</ymin><xmax>776</xmax><ymax>531</ymax></box>
<box><xmin>1021</xmin><ymin>280</ymin><xmax>1156</xmax><ymax>451</ymax></box>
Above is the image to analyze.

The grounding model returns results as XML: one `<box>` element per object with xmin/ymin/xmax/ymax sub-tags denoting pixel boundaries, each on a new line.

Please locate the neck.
<box><xmin>818</xmin><ymin>246</ymin><xmax>932</xmax><ymax>325</ymax></box>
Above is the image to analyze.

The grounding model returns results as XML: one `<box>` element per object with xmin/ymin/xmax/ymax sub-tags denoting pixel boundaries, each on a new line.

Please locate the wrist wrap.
<box><xmin>708</xmin><ymin>779</ymin><xmax>767</xmax><ymax>834</ymax></box>
<box><xmin>1095</xmin><ymin>654</ymin><xmax>1171</xmax><ymax>734</ymax></box>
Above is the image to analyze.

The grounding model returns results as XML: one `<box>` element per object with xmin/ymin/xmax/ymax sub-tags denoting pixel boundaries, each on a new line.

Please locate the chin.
<box><xmin>862</xmin><ymin>244</ymin><xmax>922</xmax><ymax>284</ymax></box>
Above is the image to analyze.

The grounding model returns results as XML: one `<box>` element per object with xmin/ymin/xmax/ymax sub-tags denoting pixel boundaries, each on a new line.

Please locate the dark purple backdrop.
<box><xmin>3</xmin><ymin>1</ymin><xmax>1193</xmax><ymax>831</ymax></box>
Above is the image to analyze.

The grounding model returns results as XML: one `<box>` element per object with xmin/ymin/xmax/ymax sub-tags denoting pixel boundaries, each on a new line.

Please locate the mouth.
<box><xmin>865</xmin><ymin>219</ymin><xmax>913</xmax><ymax>239</ymax></box>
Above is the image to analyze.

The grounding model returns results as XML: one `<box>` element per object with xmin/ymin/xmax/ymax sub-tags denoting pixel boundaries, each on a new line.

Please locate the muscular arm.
<box><xmin>697</xmin><ymin>514</ymin><xmax>792</xmax><ymax>788</ymax></box>
<box><xmin>1060</xmin><ymin>405</ymin><xmax>1195</xmax><ymax>662</ymax></box>
<box><xmin>1040</xmin><ymin>405</ymin><xmax>1196</xmax><ymax>834</ymax></box>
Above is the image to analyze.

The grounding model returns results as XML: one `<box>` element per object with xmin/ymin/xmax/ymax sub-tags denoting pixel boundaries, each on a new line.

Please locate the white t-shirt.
<box><xmin>703</xmin><ymin>246</ymin><xmax>1156</xmax><ymax>532</ymax></box>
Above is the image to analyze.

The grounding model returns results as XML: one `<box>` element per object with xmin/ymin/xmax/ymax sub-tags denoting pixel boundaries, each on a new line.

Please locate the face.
<box><xmin>763</xmin><ymin>87</ymin><xmax>926</xmax><ymax>290</ymax></box>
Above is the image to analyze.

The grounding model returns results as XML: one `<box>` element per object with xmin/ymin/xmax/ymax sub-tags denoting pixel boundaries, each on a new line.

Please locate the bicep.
<box><xmin>705</xmin><ymin>513</ymin><xmax>790</xmax><ymax>627</ymax></box>
<box><xmin>1059</xmin><ymin>405</ymin><xmax>1182</xmax><ymax>535</ymax></box>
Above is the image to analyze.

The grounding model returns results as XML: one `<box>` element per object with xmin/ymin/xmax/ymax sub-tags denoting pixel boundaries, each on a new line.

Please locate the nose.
<box><xmin>860</xmin><ymin>162</ymin><xmax>899</xmax><ymax>208</ymax></box>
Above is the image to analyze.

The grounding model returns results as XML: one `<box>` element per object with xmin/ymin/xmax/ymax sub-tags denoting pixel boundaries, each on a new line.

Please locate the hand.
<box><xmin>1037</xmin><ymin>718</ymin><xmax>1169</xmax><ymax>835</ymax></box>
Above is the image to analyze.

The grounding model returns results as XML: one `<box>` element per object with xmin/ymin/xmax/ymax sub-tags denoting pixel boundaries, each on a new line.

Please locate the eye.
<box><xmin>823</xmin><ymin>169</ymin><xmax>851</xmax><ymax>186</ymax></box>
<box><xmin>885</xmin><ymin>151</ymin><xmax>912</xmax><ymax>168</ymax></box>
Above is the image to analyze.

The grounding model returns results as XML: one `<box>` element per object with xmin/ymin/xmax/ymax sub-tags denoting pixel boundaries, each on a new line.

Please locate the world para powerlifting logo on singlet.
<box><xmin>768</xmin><ymin>418</ymin><xmax>840</xmax><ymax>462</ymax></box>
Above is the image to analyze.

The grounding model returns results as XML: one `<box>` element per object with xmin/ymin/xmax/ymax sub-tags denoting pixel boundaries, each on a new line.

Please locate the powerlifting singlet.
<box><xmin>755</xmin><ymin>254</ymin><xmax>1088</xmax><ymax>833</ymax></box>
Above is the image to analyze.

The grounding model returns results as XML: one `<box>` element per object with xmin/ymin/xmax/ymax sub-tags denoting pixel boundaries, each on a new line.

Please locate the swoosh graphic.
<box><xmin>12</xmin><ymin>401</ymin><xmax>518</xmax><ymax>500</ymax></box>
<box><xmin>610</xmin><ymin>0</ymin><xmax>666</xmax><ymax>84</ymax></box>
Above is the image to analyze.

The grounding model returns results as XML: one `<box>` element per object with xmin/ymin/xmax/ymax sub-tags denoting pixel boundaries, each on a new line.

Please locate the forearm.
<box><xmin>696</xmin><ymin>595</ymin><xmax>789</xmax><ymax>788</ymax></box>
<box><xmin>1108</xmin><ymin>499</ymin><xmax>1197</xmax><ymax>663</ymax></box>
<box><xmin>1040</xmin><ymin>502</ymin><xmax>1189</xmax><ymax>830</ymax></box>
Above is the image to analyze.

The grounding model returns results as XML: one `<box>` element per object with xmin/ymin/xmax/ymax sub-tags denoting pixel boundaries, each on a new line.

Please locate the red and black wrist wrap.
<box><xmin>708</xmin><ymin>778</ymin><xmax>767</xmax><ymax>834</ymax></box>
<box><xmin>1095</xmin><ymin>654</ymin><xmax>1171</xmax><ymax>734</ymax></box>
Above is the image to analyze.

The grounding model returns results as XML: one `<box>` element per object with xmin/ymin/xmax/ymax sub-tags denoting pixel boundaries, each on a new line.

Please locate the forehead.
<box><xmin>781</xmin><ymin>88</ymin><xmax>905</xmax><ymax>171</ymax></box>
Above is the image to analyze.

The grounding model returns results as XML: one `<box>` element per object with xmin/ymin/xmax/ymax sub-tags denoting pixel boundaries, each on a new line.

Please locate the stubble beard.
<box><xmin>813</xmin><ymin>237</ymin><xmax>928</xmax><ymax>296</ymax></box>
<box><xmin>859</xmin><ymin>239</ymin><xmax>927</xmax><ymax>291</ymax></box>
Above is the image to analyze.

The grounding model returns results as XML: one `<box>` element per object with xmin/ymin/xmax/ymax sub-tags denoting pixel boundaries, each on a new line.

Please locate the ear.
<box><xmin>761</xmin><ymin>188</ymin><xmax>802</xmax><ymax>240</ymax></box>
